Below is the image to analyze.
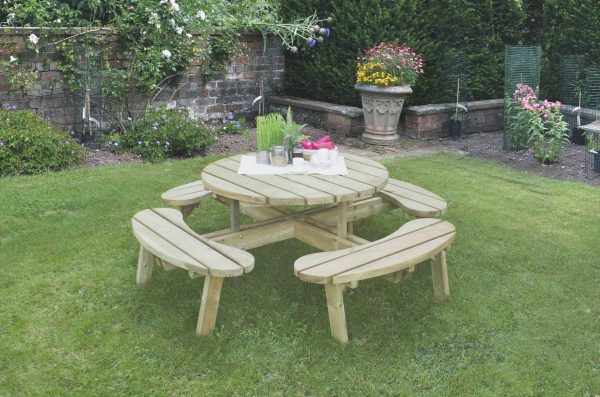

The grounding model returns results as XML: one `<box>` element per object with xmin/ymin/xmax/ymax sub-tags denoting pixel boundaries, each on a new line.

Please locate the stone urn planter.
<box><xmin>355</xmin><ymin>84</ymin><xmax>412</xmax><ymax>145</ymax></box>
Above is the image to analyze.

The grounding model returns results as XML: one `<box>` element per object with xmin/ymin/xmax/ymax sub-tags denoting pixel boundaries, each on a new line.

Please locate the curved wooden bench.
<box><xmin>379</xmin><ymin>178</ymin><xmax>448</xmax><ymax>217</ymax></box>
<box><xmin>132</xmin><ymin>208</ymin><xmax>254</xmax><ymax>335</ymax></box>
<box><xmin>294</xmin><ymin>218</ymin><xmax>456</xmax><ymax>343</ymax></box>
<box><xmin>161</xmin><ymin>181</ymin><xmax>212</xmax><ymax>218</ymax></box>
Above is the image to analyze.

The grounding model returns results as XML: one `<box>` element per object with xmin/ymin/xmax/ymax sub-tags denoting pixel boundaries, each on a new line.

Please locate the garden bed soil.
<box><xmin>84</xmin><ymin>128</ymin><xmax>600</xmax><ymax>187</ymax></box>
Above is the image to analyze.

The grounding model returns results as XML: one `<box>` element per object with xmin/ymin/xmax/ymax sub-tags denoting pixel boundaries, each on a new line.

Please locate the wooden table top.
<box><xmin>201</xmin><ymin>153</ymin><xmax>389</xmax><ymax>206</ymax></box>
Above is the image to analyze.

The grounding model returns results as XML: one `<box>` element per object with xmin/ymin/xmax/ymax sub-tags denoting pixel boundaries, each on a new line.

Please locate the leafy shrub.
<box><xmin>102</xmin><ymin>106</ymin><xmax>215</xmax><ymax>162</ymax></box>
<box><xmin>0</xmin><ymin>110</ymin><xmax>85</xmax><ymax>176</ymax></box>
<box><xmin>282</xmin><ymin>0</ymin><xmax>526</xmax><ymax>106</ymax></box>
<box><xmin>219</xmin><ymin>112</ymin><xmax>248</xmax><ymax>135</ymax></box>
<box><xmin>508</xmin><ymin>84</ymin><xmax>569</xmax><ymax>163</ymax></box>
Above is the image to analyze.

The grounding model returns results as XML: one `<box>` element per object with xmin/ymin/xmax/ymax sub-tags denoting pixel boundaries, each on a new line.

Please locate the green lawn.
<box><xmin>1</xmin><ymin>153</ymin><xmax>599</xmax><ymax>396</ymax></box>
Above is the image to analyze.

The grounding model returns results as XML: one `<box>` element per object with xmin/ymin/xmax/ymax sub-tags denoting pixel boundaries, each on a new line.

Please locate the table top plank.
<box><xmin>344</xmin><ymin>158</ymin><xmax>389</xmax><ymax>178</ymax></box>
<box><xmin>201</xmin><ymin>153</ymin><xmax>388</xmax><ymax>205</ymax></box>
<box><xmin>311</xmin><ymin>175</ymin><xmax>376</xmax><ymax>199</ymax></box>
<box><xmin>343</xmin><ymin>154</ymin><xmax>388</xmax><ymax>170</ymax></box>
<box><xmin>280</xmin><ymin>174</ymin><xmax>360</xmax><ymax>202</ymax></box>
<box><xmin>202</xmin><ymin>173</ymin><xmax>267</xmax><ymax>204</ymax></box>
<box><xmin>203</xmin><ymin>163</ymin><xmax>306</xmax><ymax>205</ymax></box>
<box><xmin>215</xmin><ymin>158</ymin><xmax>335</xmax><ymax>205</ymax></box>
<box><xmin>343</xmin><ymin>168</ymin><xmax>389</xmax><ymax>191</ymax></box>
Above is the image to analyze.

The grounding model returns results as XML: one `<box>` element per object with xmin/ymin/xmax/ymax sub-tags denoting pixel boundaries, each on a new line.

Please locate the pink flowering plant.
<box><xmin>356</xmin><ymin>42</ymin><xmax>424</xmax><ymax>87</ymax></box>
<box><xmin>507</xmin><ymin>84</ymin><xmax>569</xmax><ymax>163</ymax></box>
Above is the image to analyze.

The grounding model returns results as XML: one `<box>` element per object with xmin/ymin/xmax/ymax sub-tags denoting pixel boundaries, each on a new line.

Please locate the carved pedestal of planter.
<box><xmin>355</xmin><ymin>84</ymin><xmax>412</xmax><ymax>145</ymax></box>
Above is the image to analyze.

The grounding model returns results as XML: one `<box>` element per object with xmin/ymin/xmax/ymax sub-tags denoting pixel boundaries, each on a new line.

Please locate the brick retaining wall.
<box><xmin>267</xmin><ymin>96</ymin><xmax>504</xmax><ymax>139</ymax></box>
<box><xmin>0</xmin><ymin>28</ymin><xmax>284</xmax><ymax>132</ymax></box>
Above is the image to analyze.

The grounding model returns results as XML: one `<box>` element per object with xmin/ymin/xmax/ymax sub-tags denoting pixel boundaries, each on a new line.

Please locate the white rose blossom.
<box><xmin>196</xmin><ymin>10</ymin><xmax>206</xmax><ymax>20</ymax></box>
<box><xmin>162</xmin><ymin>49</ymin><xmax>172</xmax><ymax>59</ymax></box>
<box><xmin>28</xmin><ymin>34</ymin><xmax>39</xmax><ymax>44</ymax></box>
<box><xmin>9</xmin><ymin>55</ymin><xmax>17</xmax><ymax>62</ymax></box>
<box><xmin>175</xmin><ymin>27</ymin><xmax>183</xmax><ymax>35</ymax></box>
<box><xmin>186</xmin><ymin>33</ymin><xmax>193</xmax><ymax>39</ymax></box>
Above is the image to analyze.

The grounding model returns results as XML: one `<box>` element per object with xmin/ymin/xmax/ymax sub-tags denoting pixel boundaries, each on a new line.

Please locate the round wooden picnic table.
<box><xmin>200</xmin><ymin>153</ymin><xmax>389</xmax><ymax>238</ymax></box>
<box><xmin>201</xmin><ymin>153</ymin><xmax>389</xmax><ymax>206</ymax></box>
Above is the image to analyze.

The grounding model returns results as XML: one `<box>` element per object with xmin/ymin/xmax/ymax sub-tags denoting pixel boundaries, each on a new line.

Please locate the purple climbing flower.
<box><xmin>227</xmin><ymin>112</ymin><xmax>234</xmax><ymax>120</ymax></box>
<box><xmin>308</xmin><ymin>39</ymin><xmax>317</xmax><ymax>48</ymax></box>
<box><xmin>325</xmin><ymin>28</ymin><xmax>331</xmax><ymax>37</ymax></box>
<box><xmin>236</xmin><ymin>122</ymin><xmax>241</xmax><ymax>128</ymax></box>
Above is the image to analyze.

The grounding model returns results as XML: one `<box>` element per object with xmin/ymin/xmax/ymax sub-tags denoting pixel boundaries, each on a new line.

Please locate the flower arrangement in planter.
<box><xmin>509</xmin><ymin>84</ymin><xmax>569</xmax><ymax>163</ymax></box>
<box><xmin>355</xmin><ymin>42</ymin><xmax>424</xmax><ymax>144</ymax></box>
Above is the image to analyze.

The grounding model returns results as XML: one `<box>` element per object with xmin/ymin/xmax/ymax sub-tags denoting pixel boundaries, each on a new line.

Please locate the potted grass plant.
<box><xmin>255</xmin><ymin>113</ymin><xmax>284</xmax><ymax>164</ymax></box>
<box><xmin>282</xmin><ymin>107</ymin><xmax>308</xmax><ymax>161</ymax></box>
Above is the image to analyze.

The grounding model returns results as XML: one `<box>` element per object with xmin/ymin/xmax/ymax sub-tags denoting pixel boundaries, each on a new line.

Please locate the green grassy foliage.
<box><xmin>1</xmin><ymin>153</ymin><xmax>599</xmax><ymax>395</ymax></box>
<box><xmin>282</xmin><ymin>0</ymin><xmax>600</xmax><ymax>105</ymax></box>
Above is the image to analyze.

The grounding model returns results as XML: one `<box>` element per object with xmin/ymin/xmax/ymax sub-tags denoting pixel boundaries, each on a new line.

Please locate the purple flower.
<box><xmin>325</xmin><ymin>28</ymin><xmax>331</xmax><ymax>37</ymax></box>
<box><xmin>236</xmin><ymin>122</ymin><xmax>241</xmax><ymax>128</ymax></box>
<box><xmin>0</xmin><ymin>141</ymin><xmax>4</xmax><ymax>147</ymax></box>
<box><xmin>308</xmin><ymin>39</ymin><xmax>317</xmax><ymax>48</ymax></box>
<box><xmin>227</xmin><ymin>112</ymin><xmax>234</xmax><ymax>120</ymax></box>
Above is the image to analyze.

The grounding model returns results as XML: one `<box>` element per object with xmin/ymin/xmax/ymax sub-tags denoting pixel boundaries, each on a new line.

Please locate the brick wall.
<box><xmin>0</xmin><ymin>28</ymin><xmax>284</xmax><ymax>132</ymax></box>
<box><xmin>404</xmin><ymin>99</ymin><xmax>504</xmax><ymax>139</ymax></box>
<box><xmin>267</xmin><ymin>96</ymin><xmax>504</xmax><ymax>139</ymax></box>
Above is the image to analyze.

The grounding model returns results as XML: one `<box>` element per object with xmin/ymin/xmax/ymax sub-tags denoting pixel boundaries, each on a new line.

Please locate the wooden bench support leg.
<box><xmin>196</xmin><ymin>276</ymin><xmax>224</xmax><ymax>336</ymax></box>
<box><xmin>431</xmin><ymin>250</ymin><xmax>450</xmax><ymax>302</ymax></box>
<box><xmin>136</xmin><ymin>246</ymin><xmax>154</xmax><ymax>285</ymax></box>
<box><xmin>230</xmin><ymin>200</ymin><xmax>241</xmax><ymax>232</ymax></box>
<box><xmin>179</xmin><ymin>204</ymin><xmax>197</xmax><ymax>219</ymax></box>
<box><xmin>325</xmin><ymin>284</ymin><xmax>348</xmax><ymax>343</ymax></box>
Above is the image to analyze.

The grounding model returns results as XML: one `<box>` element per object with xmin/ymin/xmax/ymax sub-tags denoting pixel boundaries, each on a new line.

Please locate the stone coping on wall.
<box><xmin>560</xmin><ymin>104</ymin><xmax>597</xmax><ymax>120</ymax></box>
<box><xmin>268</xmin><ymin>95</ymin><xmax>504</xmax><ymax>139</ymax></box>
<box><xmin>405</xmin><ymin>99</ymin><xmax>504</xmax><ymax>116</ymax></box>
<box><xmin>268</xmin><ymin>96</ymin><xmax>363</xmax><ymax>118</ymax></box>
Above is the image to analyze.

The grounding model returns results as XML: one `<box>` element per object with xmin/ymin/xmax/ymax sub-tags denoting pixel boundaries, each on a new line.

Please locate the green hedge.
<box><xmin>281</xmin><ymin>0</ymin><xmax>600</xmax><ymax>106</ymax></box>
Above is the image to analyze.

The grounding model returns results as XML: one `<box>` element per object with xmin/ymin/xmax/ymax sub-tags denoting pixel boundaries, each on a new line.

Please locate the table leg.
<box><xmin>230</xmin><ymin>199</ymin><xmax>240</xmax><ymax>232</ymax></box>
<box><xmin>347</xmin><ymin>200</ymin><xmax>354</xmax><ymax>235</ymax></box>
<box><xmin>337</xmin><ymin>201</ymin><xmax>348</xmax><ymax>239</ymax></box>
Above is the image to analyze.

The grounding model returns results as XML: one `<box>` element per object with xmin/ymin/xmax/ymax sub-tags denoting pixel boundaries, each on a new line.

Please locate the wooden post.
<box><xmin>325</xmin><ymin>284</ymin><xmax>348</xmax><ymax>343</ymax></box>
<box><xmin>347</xmin><ymin>200</ymin><xmax>354</xmax><ymax>235</ymax></box>
<box><xmin>136</xmin><ymin>246</ymin><xmax>154</xmax><ymax>285</ymax></box>
<box><xmin>431</xmin><ymin>250</ymin><xmax>450</xmax><ymax>301</ymax></box>
<box><xmin>196</xmin><ymin>276</ymin><xmax>224</xmax><ymax>336</ymax></box>
<box><xmin>230</xmin><ymin>200</ymin><xmax>241</xmax><ymax>232</ymax></box>
<box><xmin>180</xmin><ymin>204</ymin><xmax>197</xmax><ymax>219</ymax></box>
<box><xmin>337</xmin><ymin>201</ymin><xmax>348</xmax><ymax>239</ymax></box>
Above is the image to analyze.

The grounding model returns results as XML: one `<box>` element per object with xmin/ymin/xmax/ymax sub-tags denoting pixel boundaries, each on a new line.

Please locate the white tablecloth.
<box><xmin>237</xmin><ymin>155</ymin><xmax>348</xmax><ymax>175</ymax></box>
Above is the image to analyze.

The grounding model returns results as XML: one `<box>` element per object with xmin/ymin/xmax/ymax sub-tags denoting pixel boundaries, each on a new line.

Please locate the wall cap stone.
<box><xmin>405</xmin><ymin>99</ymin><xmax>504</xmax><ymax>115</ymax></box>
<box><xmin>268</xmin><ymin>95</ymin><xmax>363</xmax><ymax>118</ymax></box>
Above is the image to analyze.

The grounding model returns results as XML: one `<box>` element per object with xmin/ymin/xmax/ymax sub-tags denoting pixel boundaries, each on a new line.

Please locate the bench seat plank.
<box><xmin>379</xmin><ymin>178</ymin><xmax>447</xmax><ymax>217</ymax></box>
<box><xmin>580</xmin><ymin>120</ymin><xmax>600</xmax><ymax>133</ymax></box>
<box><xmin>293</xmin><ymin>217</ymin><xmax>456</xmax><ymax>343</ymax></box>
<box><xmin>295</xmin><ymin>219</ymin><xmax>455</xmax><ymax>284</ymax></box>
<box><xmin>333</xmin><ymin>234</ymin><xmax>454</xmax><ymax>284</ymax></box>
<box><xmin>132</xmin><ymin>208</ymin><xmax>255</xmax><ymax>336</ymax></box>
<box><xmin>133</xmin><ymin>208</ymin><xmax>254</xmax><ymax>277</ymax></box>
